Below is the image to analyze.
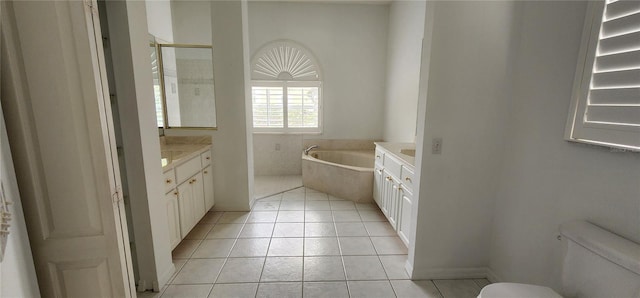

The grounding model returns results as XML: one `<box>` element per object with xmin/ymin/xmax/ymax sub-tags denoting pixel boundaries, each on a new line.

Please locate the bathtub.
<box><xmin>302</xmin><ymin>150</ymin><xmax>375</xmax><ymax>203</ymax></box>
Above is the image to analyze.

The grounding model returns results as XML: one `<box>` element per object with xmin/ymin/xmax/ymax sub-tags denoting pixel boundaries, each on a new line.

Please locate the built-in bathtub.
<box><xmin>302</xmin><ymin>150</ymin><xmax>374</xmax><ymax>203</ymax></box>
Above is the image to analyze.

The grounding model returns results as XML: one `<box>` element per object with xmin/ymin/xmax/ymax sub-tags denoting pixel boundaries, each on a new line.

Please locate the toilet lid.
<box><xmin>478</xmin><ymin>283</ymin><xmax>562</xmax><ymax>298</ymax></box>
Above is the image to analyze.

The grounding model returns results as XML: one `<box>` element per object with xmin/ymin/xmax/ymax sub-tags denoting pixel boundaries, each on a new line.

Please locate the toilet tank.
<box><xmin>560</xmin><ymin>221</ymin><xmax>640</xmax><ymax>298</ymax></box>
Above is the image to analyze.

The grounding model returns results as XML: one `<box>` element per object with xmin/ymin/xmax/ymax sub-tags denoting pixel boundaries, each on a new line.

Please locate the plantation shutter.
<box><xmin>568</xmin><ymin>0</ymin><xmax>640</xmax><ymax>150</ymax></box>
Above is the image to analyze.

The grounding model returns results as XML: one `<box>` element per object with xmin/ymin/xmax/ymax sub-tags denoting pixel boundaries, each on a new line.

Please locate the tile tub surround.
<box><xmin>155</xmin><ymin>187</ymin><xmax>491</xmax><ymax>298</ymax></box>
<box><xmin>302</xmin><ymin>151</ymin><xmax>374</xmax><ymax>203</ymax></box>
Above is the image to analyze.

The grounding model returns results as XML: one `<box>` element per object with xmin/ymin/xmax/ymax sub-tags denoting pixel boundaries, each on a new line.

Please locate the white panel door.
<box><xmin>191</xmin><ymin>172</ymin><xmax>206</xmax><ymax>221</ymax></box>
<box><xmin>203</xmin><ymin>166</ymin><xmax>215</xmax><ymax>211</ymax></box>
<box><xmin>398</xmin><ymin>187</ymin><xmax>413</xmax><ymax>246</ymax></box>
<box><xmin>177</xmin><ymin>181</ymin><xmax>195</xmax><ymax>237</ymax></box>
<box><xmin>165</xmin><ymin>192</ymin><xmax>181</xmax><ymax>249</ymax></box>
<box><xmin>1</xmin><ymin>0</ymin><xmax>135</xmax><ymax>296</ymax></box>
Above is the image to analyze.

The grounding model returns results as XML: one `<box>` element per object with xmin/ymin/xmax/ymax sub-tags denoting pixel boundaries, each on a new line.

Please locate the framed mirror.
<box><xmin>151</xmin><ymin>43</ymin><xmax>217</xmax><ymax>129</ymax></box>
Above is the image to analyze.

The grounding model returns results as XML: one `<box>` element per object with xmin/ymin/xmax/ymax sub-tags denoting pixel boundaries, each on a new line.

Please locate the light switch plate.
<box><xmin>432</xmin><ymin>137</ymin><xmax>443</xmax><ymax>154</ymax></box>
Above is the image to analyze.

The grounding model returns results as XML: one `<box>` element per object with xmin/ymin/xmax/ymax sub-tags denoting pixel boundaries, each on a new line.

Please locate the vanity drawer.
<box><xmin>383</xmin><ymin>153</ymin><xmax>402</xmax><ymax>179</ymax></box>
<box><xmin>163</xmin><ymin>169</ymin><xmax>176</xmax><ymax>194</ymax></box>
<box><xmin>374</xmin><ymin>148</ymin><xmax>384</xmax><ymax>166</ymax></box>
<box><xmin>400</xmin><ymin>166</ymin><xmax>414</xmax><ymax>193</ymax></box>
<box><xmin>201</xmin><ymin>150</ymin><xmax>212</xmax><ymax>166</ymax></box>
<box><xmin>176</xmin><ymin>156</ymin><xmax>202</xmax><ymax>184</ymax></box>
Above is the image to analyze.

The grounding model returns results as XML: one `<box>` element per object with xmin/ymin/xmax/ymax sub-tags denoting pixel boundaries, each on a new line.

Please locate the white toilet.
<box><xmin>478</xmin><ymin>221</ymin><xmax>640</xmax><ymax>298</ymax></box>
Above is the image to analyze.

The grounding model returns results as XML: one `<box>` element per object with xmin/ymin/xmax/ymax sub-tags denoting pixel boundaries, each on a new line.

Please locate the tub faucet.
<box><xmin>304</xmin><ymin>145</ymin><xmax>319</xmax><ymax>155</ymax></box>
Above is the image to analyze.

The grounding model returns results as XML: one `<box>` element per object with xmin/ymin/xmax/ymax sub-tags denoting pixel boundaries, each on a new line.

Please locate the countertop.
<box><xmin>374</xmin><ymin>142</ymin><xmax>416</xmax><ymax>168</ymax></box>
<box><xmin>161</xmin><ymin>143</ymin><xmax>211</xmax><ymax>171</ymax></box>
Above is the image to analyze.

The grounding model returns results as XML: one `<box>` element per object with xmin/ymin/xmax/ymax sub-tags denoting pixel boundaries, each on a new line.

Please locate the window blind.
<box><xmin>567</xmin><ymin>0</ymin><xmax>640</xmax><ymax>150</ymax></box>
<box><xmin>252</xmin><ymin>86</ymin><xmax>284</xmax><ymax>128</ymax></box>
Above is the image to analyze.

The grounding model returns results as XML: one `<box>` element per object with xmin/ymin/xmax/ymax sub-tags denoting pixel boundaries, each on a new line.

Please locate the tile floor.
<box><xmin>253</xmin><ymin>175</ymin><xmax>302</xmax><ymax>200</ymax></box>
<box><xmin>148</xmin><ymin>187</ymin><xmax>490</xmax><ymax>298</ymax></box>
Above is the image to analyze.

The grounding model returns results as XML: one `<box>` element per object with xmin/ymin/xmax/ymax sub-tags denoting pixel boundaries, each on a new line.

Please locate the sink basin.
<box><xmin>400</xmin><ymin>149</ymin><xmax>415</xmax><ymax>157</ymax></box>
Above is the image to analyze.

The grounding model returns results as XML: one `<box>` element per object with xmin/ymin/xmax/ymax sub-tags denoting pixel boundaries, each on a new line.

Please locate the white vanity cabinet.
<box><xmin>373</xmin><ymin>144</ymin><xmax>415</xmax><ymax>247</ymax></box>
<box><xmin>163</xmin><ymin>146</ymin><xmax>214</xmax><ymax>249</ymax></box>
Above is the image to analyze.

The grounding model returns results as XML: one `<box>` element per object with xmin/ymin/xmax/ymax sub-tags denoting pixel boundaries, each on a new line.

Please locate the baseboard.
<box><xmin>411</xmin><ymin>266</ymin><xmax>489</xmax><ymax>280</ymax></box>
<box><xmin>485</xmin><ymin>267</ymin><xmax>502</xmax><ymax>283</ymax></box>
<box><xmin>404</xmin><ymin>259</ymin><xmax>414</xmax><ymax>278</ymax></box>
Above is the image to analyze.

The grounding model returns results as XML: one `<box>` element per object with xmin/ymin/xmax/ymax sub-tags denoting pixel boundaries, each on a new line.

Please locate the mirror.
<box><xmin>151</xmin><ymin>44</ymin><xmax>217</xmax><ymax>129</ymax></box>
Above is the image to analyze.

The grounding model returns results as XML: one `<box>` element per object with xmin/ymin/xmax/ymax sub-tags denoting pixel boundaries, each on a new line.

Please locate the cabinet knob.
<box><xmin>386</xmin><ymin>176</ymin><xmax>392</xmax><ymax>181</ymax></box>
<box><xmin>376</xmin><ymin>155</ymin><xmax>380</xmax><ymax>159</ymax></box>
<box><xmin>206</xmin><ymin>156</ymin><xmax>210</xmax><ymax>160</ymax></box>
<box><xmin>166</xmin><ymin>179</ymin><xmax>172</xmax><ymax>184</ymax></box>
<box><xmin>405</xmin><ymin>177</ymin><xmax>412</xmax><ymax>183</ymax></box>
<box><xmin>204</xmin><ymin>171</ymin><xmax>208</xmax><ymax>174</ymax></box>
<box><xmin>174</xmin><ymin>191</ymin><xmax>178</xmax><ymax>196</ymax></box>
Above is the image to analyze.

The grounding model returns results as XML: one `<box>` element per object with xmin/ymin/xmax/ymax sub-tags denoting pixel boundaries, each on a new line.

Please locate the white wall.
<box><xmin>411</xmin><ymin>0</ymin><xmax>518</xmax><ymax>279</ymax></box>
<box><xmin>105</xmin><ymin>0</ymin><xmax>175</xmax><ymax>290</ymax></box>
<box><xmin>146</xmin><ymin>0</ymin><xmax>174</xmax><ymax>42</ymax></box>
<box><xmin>248</xmin><ymin>2</ymin><xmax>389</xmax><ymax>140</ymax></box>
<box><xmin>253</xmin><ymin>134</ymin><xmax>303</xmax><ymax>176</ymax></box>
<box><xmin>488</xmin><ymin>1</ymin><xmax>640</xmax><ymax>292</ymax></box>
<box><xmin>382</xmin><ymin>0</ymin><xmax>425</xmax><ymax>142</ymax></box>
<box><xmin>171</xmin><ymin>0</ymin><xmax>211</xmax><ymax>45</ymax></box>
<box><xmin>165</xmin><ymin>1</ymin><xmax>254</xmax><ymax>211</ymax></box>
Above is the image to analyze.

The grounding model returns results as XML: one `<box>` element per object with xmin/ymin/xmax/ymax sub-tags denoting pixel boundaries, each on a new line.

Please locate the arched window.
<box><xmin>251</xmin><ymin>40</ymin><xmax>322</xmax><ymax>133</ymax></box>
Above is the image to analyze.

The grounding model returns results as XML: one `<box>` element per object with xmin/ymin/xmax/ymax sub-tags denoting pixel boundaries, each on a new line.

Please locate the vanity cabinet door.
<box><xmin>203</xmin><ymin>165</ymin><xmax>215</xmax><ymax>211</ymax></box>
<box><xmin>373</xmin><ymin>166</ymin><xmax>383</xmax><ymax>209</ymax></box>
<box><xmin>177</xmin><ymin>180</ymin><xmax>196</xmax><ymax>237</ymax></box>
<box><xmin>387</xmin><ymin>177</ymin><xmax>400</xmax><ymax>230</ymax></box>
<box><xmin>191</xmin><ymin>172</ymin><xmax>206</xmax><ymax>221</ymax></box>
<box><xmin>398</xmin><ymin>186</ymin><xmax>413</xmax><ymax>246</ymax></box>
<box><xmin>166</xmin><ymin>191</ymin><xmax>181</xmax><ymax>249</ymax></box>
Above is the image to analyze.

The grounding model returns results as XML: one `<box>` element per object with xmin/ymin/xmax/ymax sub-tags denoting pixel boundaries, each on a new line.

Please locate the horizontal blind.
<box><xmin>252</xmin><ymin>86</ymin><xmax>284</xmax><ymax>128</ymax></box>
<box><xmin>287</xmin><ymin>87</ymin><xmax>319</xmax><ymax>128</ymax></box>
<box><xmin>586</xmin><ymin>0</ymin><xmax>640</xmax><ymax>127</ymax></box>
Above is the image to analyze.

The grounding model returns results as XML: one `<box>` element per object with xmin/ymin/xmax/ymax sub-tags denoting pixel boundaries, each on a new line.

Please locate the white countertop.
<box><xmin>161</xmin><ymin>143</ymin><xmax>211</xmax><ymax>171</ymax></box>
<box><xmin>374</xmin><ymin>142</ymin><xmax>416</xmax><ymax>168</ymax></box>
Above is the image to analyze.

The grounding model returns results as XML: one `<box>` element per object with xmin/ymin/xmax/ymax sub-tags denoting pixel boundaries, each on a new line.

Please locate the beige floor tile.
<box><xmin>277</xmin><ymin>211</ymin><xmax>305</xmax><ymax>222</ymax></box>
<box><xmin>335</xmin><ymin>222</ymin><xmax>368</xmax><ymax>237</ymax></box>
<box><xmin>392</xmin><ymin>280</ymin><xmax>442</xmax><ymax>298</ymax></box>
<box><xmin>358</xmin><ymin>210</ymin><xmax>387</xmax><ymax>222</ymax></box>
<box><xmin>347</xmin><ymin>280</ymin><xmax>396</xmax><ymax>298</ymax></box>
<box><xmin>185</xmin><ymin>224</ymin><xmax>214</xmax><ymax>240</ymax></box>
<box><xmin>272</xmin><ymin>223</ymin><xmax>304</xmax><ymax>237</ymax></box>
<box><xmin>338</xmin><ymin>237</ymin><xmax>376</xmax><ymax>256</ymax></box>
<box><xmin>260</xmin><ymin>257</ymin><xmax>303</xmax><ymax>282</ymax></box>
<box><xmin>209</xmin><ymin>283</ymin><xmax>258</xmax><ymax>298</ymax></box>
<box><xmin>305</xmin><ymin>211</ymin><xmax>334</xmax><ymax>222</ymax></box>
<box><xmin>343</xmin><ymin>256</ymin><xmax>387</xmax><ymax>280</ymax></box>
<box><xmin>216</xmin><ymin>258</ymin><xmax>265</xmax><ymax>283</ymax></box>
<box><xmin>229</xmin><ymin>238</ymin><xmax>270</xmax><ymax>257</ymax></box>
<box><xmin>172</xmin><ymin>259</ymin><xmax>225</xmax><ymax>284</ymax></box>
<box><xmin>191</xmin><ymin>239</ymin><xmax>235</xmax><ymax>258</ymax></box>
<box><xmin>303</xmin><ymin>256</ymin><xmax>345</xmax><ymax>281</ymax></box>
<box><xmin>329</xmin><ymin>201</ymin><xmax>356</xmax><ymax>210</ymax></box>
<box><xmin>379</xmin><ymin>255</ymin><xmax>410</xmax><ymax>280</ymax></box>
<box><xmin>305</xmin><ymin>192</ymin><xmax>328</xmax><ymax>201</ymax></box>
<box><xmin>355</xmin><ymin>203</ymin><xmax>377</xmax><ymax>211</ymax></box>
<box><xmin>363</xmin><ymin>221</ymin><xmax>397</xmax><ymax>237</ymax></box>
<box><xmin>371</xmin><ymin>237</ymin><xmax>408</xmax><ymax>255</ymax></box>
<box><xmin>304</xmin><ymin>238</ymin><xmax>340</xmax><ymax>256</ymax></box>
<box><xmin>256</xmin><ymin>282</ymin><xmax>302</xmax><ymax>298</ymax></box>
<box><xmin>332</xmin><ymin>211</ymin><xmax>362</xmax><ymax>222</ymax></box>
<box><xmin>199</xmin><ymin>212</ymin><xmax>223</xmax><ymax>224</ymax></box>
<box><xmin>474</xmin><ymin>278</ymin><xmax>491</xmax><ymax>288</ymax></box>
<box><xmin>161</xmin><ymin>285</ymin><xmax>212</xmax><ymax>298</ymax></box>
<box><xmin>247</xmin><ymin>211</ymin><xmax>278</xmax><ymax>223</ymax></box>
<box><xmin>302</xmin><ymin>282</ymin><xmax>349</xmax><ymax>298</ymax></box>
<box><xmin>172</xmin><ymin>240</ymin><xmax>202</xmax><ymax>259</ymax></box>
<box><xmin>268</xmin><ymin>238</ymin><xmax>304</xmax><ymax>256</ymax></box>
<box><xmin>253</xmin><ymin>201</ymin><xmax>281</xmax><ymax>211</ymax></box>
<box><xmin>218</xmin><ymin>212</ymin><xmax>250</xmax><ymax>224</ymax></box>
<box><xmin>305</xmin><ymin>201</ymin><xmax>331</xmax><ymax>211</ymax></box>
<box><xmin>304</xmin><ymin>223</ymin><xmax>336</xmax><ymax>237</ymax></box>
<box><xmin>282</xmin><ymin>192</ymin><xmax>306</xmax><ymax>201</ymax></box>
<box><xmin>280</xmin><ymin>201</ymin><xmax>305</xmax><ymax>211</ymax></box>
<box><xmin>206</xmin><ymin>224</ymin><xmax>244</xmax><ymax>239</ymax></box>
<box><xmin>239</xmin><ymin>223</ymin><xmax>274</xmax><ymax>238</ymax></box>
